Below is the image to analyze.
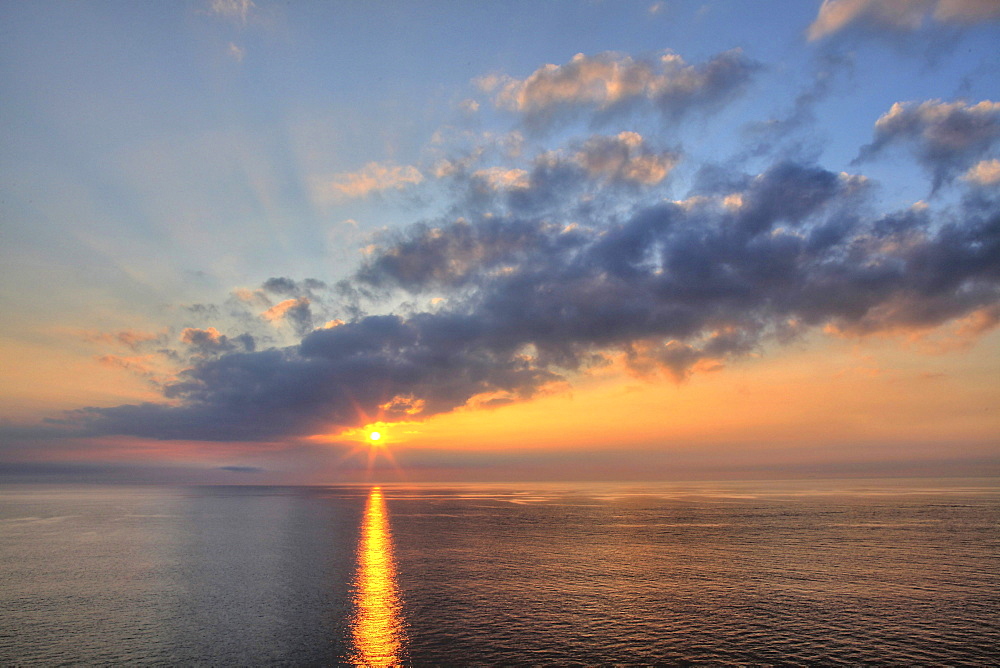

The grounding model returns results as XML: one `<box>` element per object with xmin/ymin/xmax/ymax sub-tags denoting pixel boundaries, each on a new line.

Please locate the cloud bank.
<box><xmin>70</xmin><ymin>150</ymin><xmax>1000</xmax><ymax>441</ymax></box>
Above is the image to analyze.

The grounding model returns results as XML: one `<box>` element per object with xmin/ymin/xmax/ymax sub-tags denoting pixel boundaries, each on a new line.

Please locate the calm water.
<box><xmin>2</xmin><ymin>479</ymin><xmax>998</xmax><ymax>666</ymax></box>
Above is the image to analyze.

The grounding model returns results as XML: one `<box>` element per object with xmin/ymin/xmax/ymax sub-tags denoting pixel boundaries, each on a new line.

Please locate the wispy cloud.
<box><xmin>227</xmin><ymin>42</ymin><xmax>245</xmax><ymax>62</ymax></box>
<box><xmin>480</xmin><ymin>49</ymin><xmax>759</xmax><ymax>131</ymax></box>
<box><xmin>209</xmin><ymin>0</ymin><xmax>255</xmax><ymax>27</ymax></box>
<box><xmin>312</xmin><ymin>162</ymin><xmax>424</xmax><ymax>203</ymax></box>
<box><xmin>470</xmin><ymin>167</ymin><xmax>530</xmax><ymax>191</ymax></box>
<box><xmin>82</xmin><ymin>329</ymin><xmax>166</xmax><ymax>352</ymax></box>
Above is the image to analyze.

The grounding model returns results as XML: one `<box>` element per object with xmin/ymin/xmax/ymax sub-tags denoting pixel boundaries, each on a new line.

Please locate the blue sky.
<box><xmin>1</xmin><ymin>0</ymin><xmax>998</xmax><ymax>483</ymax></box>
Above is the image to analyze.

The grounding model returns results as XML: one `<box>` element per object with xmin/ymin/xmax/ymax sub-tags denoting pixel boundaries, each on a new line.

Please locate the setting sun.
<box><xmin>369</xmin><ymin>431</ymin><xmax>382</xmax><ymax>442</ymax></box>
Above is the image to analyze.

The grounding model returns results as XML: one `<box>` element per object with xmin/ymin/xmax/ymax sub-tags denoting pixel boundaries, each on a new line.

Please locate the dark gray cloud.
<box><xmin>180</xmin><ymin>327</ymin><xmax>255</xmax><ymax>356</ymax></box>
<box><xmin>262</xmin><ymin>276</ymin><xmax>299</xmax><ymax>295</ymax></box>
<box><xmin>262</xmin><ymin>276</ymin><xmax>328</xmax><ymax>297</ymax></box>
<box><xmin>65</xmin><ymin>159</ymin><xmax>1000</xmax><ymax>442</ymax></box>
<box><xmin>356</xmin><ymin>216</ymin><xmax>578</xmax><ymax>292</ymax></box>
<box><xmin>855</xmin><ymin>99</ymin><xmax>1000</xmax><ymax>190</ymax></box>
<box><xmin>75</xmin><ymin>315</ymin><xmax>558</xmax><ymax>441</ymax></box>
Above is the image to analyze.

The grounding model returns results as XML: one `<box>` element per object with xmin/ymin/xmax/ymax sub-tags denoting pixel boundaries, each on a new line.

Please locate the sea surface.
<box><xmin>1</xmin><ymin>479</ymin><xmax>998</xmax><ymax>666</ymax></box>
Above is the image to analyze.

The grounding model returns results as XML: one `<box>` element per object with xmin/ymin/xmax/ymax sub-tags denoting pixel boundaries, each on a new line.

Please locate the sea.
<box><xmin>1</xmin><ymin>479</ymin><xmax>998</xmax><ymax>666</ymax></box>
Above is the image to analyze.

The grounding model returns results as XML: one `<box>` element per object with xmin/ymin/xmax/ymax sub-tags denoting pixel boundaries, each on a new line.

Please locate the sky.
<box><xmin>1</xmin><ymin>0</ymin><xmax>999</xmax><ymax>484</ymax></box>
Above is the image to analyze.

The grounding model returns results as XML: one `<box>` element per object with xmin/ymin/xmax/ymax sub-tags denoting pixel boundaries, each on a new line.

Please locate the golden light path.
<box><xmin>350</xmin><ymin>486</ymin><xmax>407</xmax><ymax>667</ymax></box>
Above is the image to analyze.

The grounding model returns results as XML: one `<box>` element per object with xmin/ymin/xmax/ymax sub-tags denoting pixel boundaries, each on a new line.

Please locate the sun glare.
<box><xmin>369</xmin><ymin>430</ymin><xmax>382</xmax><ymax>442</ymax></box>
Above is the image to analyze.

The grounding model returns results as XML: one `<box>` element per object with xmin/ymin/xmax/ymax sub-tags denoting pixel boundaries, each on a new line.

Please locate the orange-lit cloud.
<box><xmin>261</xmin><ymin>297</ymin><xmax>312</xmax><ymax>335</ymax></box>
<box><xmin>180</xmin><ymin>326</ymin><xmax>224</xmax><ymax>345</ymax></box>
<box><xmin>574</xmin><ymin>131</ymin><xmax>678</xmax><ymax>185</ymax></box>
<box><xmin>82</xmin><ymin>329</ymin><xmax>165</xmax><ymax>351</ymax></box>
<box><xmin>482</xmin><ymin>49</ymin><xmax>758</xmax><ymax>129</ymax></box>
<box><xmin>808</xmin><ymin>0</ymin><xmax>1000</xmax><ymax>41</ymax></box>
<box><xmin>471</xmin><ymin>167</ymin><xmax>530</xmax><ymax>190</ymax></box>
<box><xmin>261</xmin><ymin>297</ymin><xmax>308</xmax><ymax>322</ymax></box>
<box><xmin>401</xmin><ymin>331</ymin><xmax>1000</xmax><ymax>459</ymax></box>
<box><xmin>313</xmin><ymin>162</ymin><xmax>424</xmax><ymax>202</ymax></box>
<box><xmin>824</xmin><ymin>304</ymin><xmax>1000</xmax><ymax>354</ymax></box>
<box><xmin>97</xmin><ymin>354</ymin><xmax>163</xmax><ymax>377</ymax></box>
<box><xmin>965</xmin><ymin>158</ymin><xmax>1000</xmax><ymax>185</ymax></box>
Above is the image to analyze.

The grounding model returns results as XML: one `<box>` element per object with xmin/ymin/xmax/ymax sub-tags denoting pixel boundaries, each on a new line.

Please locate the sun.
<box><xmin>368</xmin><ymin>430</ymin><xmax>382</xmax><ymax>443</ymax></box>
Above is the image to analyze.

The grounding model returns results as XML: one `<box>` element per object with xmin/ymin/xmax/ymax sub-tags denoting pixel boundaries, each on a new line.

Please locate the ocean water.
<box><xmin>1</xmin><ymin>479</ymin><xmax>998</xmax><ymax>666</ymax></box>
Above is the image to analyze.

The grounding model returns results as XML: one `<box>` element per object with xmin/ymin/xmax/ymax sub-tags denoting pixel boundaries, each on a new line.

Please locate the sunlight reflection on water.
<box><xmin>350</xmin><ymin>486</ymin><xmax>407</xmax><ymax>667</ymax></box>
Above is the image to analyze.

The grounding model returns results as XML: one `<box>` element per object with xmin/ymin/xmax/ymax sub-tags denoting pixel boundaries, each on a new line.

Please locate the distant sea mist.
<box><xmin>2</xmin><ymin>479</ymin><xmax>998</xmax><ymax>665</ymax></box>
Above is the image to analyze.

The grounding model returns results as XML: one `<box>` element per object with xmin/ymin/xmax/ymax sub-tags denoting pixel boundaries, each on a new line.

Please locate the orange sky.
<box><xmin>2</xmin><ymin>2</ymin><xmax>999</xmax><ymax>484</ymax></box>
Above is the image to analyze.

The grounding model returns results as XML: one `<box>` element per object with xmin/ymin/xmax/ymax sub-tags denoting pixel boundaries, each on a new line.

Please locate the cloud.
<box><xmin>72</xmin><ymin>316</ymin><xmax>561</xmax><ymax>441</ymax></box>
<box><xmin>740</xmin><ymin>52</ymin><xmax>853</xmax><ymax>160</ymax></box>
<box><xmin>934</xmin><ymin>0</ymin><xmax>1000</xmax><ymax>21</ymax></box>
<box><xmin>855</xmin><ymin>99</ymin><xmax>1000</xmax><ymax>190</ymax></box>
<box><xmin>261</xmin><ymin>276</ymin><xmax>328</xmax><ymax>297</ymax></box>
<box><xmin>574</xmin><ymin>131</ymin><xmax>679</xmax><ymax>185</ymax></box>
<box><xmin>209</xmin><ymin>0</ymin><xmax>255</xmax><ymax>26</ymax></box>
<box><xmin>356</xmin><ymin>216</ymin><xmax>568</xmax><ymax>292</ymax></box>
<box><xmin>66</xmin><ymin>158</ymin><xmax>1000</xmax><ymax>442</ymax></box>
<box><xmin>481</xmin><ymin>132</ymin><xmax>677</xmax><ymax>189</ymax></box>
<box><xmin>83</xmin><ymin>329</ymin><xmax>166</xmax><ymax>352</ymax></box>
<box><xmin>180</xmin><ymin>327</ymin><xmax>255</xmax><ymax>356</ymax></box>
<box><xmin>358</xmin><ymin>160</ymin><xmax>997</xmax><ymax>363</ymax></box>
<box><xmin>470</xmin><ymin>167</ymin><xmax>530</xmax><ymax>191</ymax></box>
<box><xmin>459</xmin><ymin>98</ymin><xmax>480</xmax><ymax>115</ymax></box>
<box><xmin>96</xmin><ymin>354</ymin><xmax>166</xmax><ymax>382</ymax></box>
<box><xmin>808</xmin><ymin>0</ymin><xmax>1000</xmax><ymax>41</ymax></box>
<box><xmin>436</xmin><ymin>132</ymin><xmax>680</xmax><ymax>218</ymax></box>
<box><xmin>482</xmin><ymin>49</ymin><xmax>759</xmax><ymax>131</ymax></box>
<box><xmin>311</xmin><ymin>162</ymin><xmax>424</xmax><ymax>202</ymax></box>
<box><xmin>261</xmin><ymin>298</ymin><xmax>313</xmax><ymax>336</ymax></box>
<box><xmin>232</xmin><ymin>286</ymin><xmax>272</xmax><ymax>307</ymax></box>
<box><xmin>964</xmin><ymin>158</ymin><xmax>1000</xmax><ymax>185</ymax></box>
